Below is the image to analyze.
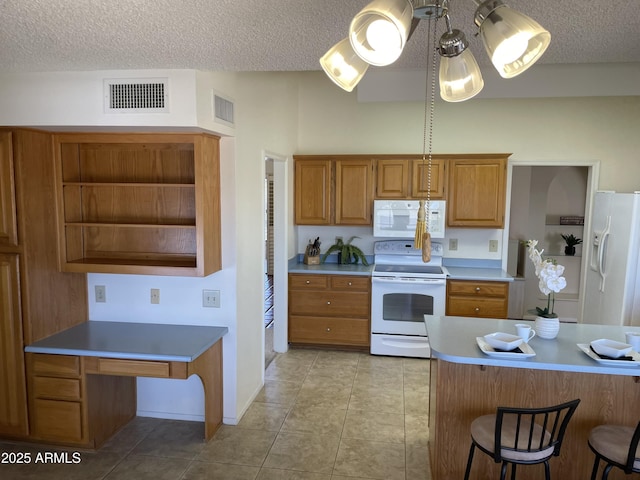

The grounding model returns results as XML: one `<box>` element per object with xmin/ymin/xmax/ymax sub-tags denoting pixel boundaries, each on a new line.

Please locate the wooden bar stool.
<box><xmin>588</xmin><ymin>421</ymin><xmax>640</xmax><ymax>479</ymax></box>
<box><xmin>463</xmin><ymin>399</ymin><xmax>580</xmax><ymax>480</ymax></box>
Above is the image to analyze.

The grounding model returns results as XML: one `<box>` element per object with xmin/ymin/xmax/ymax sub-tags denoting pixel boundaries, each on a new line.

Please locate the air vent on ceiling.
<box><xmin>212</xmin><ymin>90</ymin><xmax>235</xmax><ymax>127</ymax></box>
<box><xmin>104</xmin><ymin>78</ymin><xmax>169</xmax><ymax>113</ymax></box>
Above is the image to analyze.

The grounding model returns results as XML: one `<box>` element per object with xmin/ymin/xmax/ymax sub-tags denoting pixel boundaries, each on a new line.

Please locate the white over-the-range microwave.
<box><xmin>373</xmin><ymin>200</ymin><xmax>446</xmax><ymax>238</ymax></box>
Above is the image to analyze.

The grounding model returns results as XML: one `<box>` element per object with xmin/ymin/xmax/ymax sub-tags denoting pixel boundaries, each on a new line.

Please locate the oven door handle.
<box><xmin>371</xmin><ymin>277</ymin><xmax>446</xmax><ymax>285</ymax></box>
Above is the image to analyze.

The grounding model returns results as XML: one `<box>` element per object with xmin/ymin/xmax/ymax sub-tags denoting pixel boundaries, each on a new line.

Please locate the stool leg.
<box><xmin>510</xmin><ymin>463</ymin><xmax>517</xmax><ymax>480</ymax></box>
<box><xmin>602</xmin><ymin>464</ymin><xmax>614</xmax><ymax>480</ymax></box>
<box><xmin>544</xmin><ymin>460</ymin><xmax>550</xmax><ymax>480</ymax></box>
<box><xmin>464</xmin><ymin>443</ymin><xmax>476</xmax><ymax>480</ymax></box>
<box><xmin>590</xmin><ymin>456</ymin><xmax>600</xmax><ymax>480</ymax></box>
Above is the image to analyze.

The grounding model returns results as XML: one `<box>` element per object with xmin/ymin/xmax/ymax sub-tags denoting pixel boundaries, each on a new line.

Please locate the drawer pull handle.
<box><xmin>475</xmin><ymin>307</ymin><xmax>480</xmax><ymax>312</ymax></box>
<box><xmin>348</xmin><ymin>282</ymin><xmax>352</xmax><ymax>286</ymax></box>
<box><xmin>326</xmin><ymin>328</ymin><xmax>331</xmax><ymax>332</ymax></box>
<box><xmin>306</xmin><ymin>280</ymin><xmax>310</xmax><ymax>284</ymax></box>
<box><xmin>475</xmin><ymin>287</ymin><xmax>481</xmax><ymax>292</ymax></box>
<box><xmin>327</xmin><ymin>301</ymin><xmax>331</xmax><ymax>305</ymax></box>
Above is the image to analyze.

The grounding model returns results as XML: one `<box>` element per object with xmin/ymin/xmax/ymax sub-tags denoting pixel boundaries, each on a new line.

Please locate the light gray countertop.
<box><xmin>288</xmin><ymin>258</ymin><xmax>374</xmax><ymax>275</ymax></box>
<box><xmin>25</xmin><ymin>321</ymin><xmax>229</xmax><ymax>362</ymax></box>
<box><xmin>444</xmin><ymin>266</ymin><xmax>513</xmax><ymax>281</ymax></box>
<box><xmin>425</xmin><ymin>315</ymin><xmax>640</xmax><ymax>376</ymax></box>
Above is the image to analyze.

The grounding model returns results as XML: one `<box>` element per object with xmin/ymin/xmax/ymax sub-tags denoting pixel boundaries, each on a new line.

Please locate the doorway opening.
<box><xmin>263</xmin><ymin>153</ymin><xmax>288</xmax><ymax>369</ymax></box>
<box><xmin>506</xmin><ymin>161</ymin><xmax>599</xmax><ymax>323</ymax></box>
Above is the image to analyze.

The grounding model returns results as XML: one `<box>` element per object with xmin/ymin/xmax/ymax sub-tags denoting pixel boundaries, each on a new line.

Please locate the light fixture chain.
<box><xmin>421</xmin><ymin>11</ymin><xmax>438</xmax><ymax>232</ymax></box>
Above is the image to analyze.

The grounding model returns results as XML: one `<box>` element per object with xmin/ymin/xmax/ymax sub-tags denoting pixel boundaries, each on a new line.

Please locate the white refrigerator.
<box><xmin>581</xmin><ymin>191</ymin><xmax>640</xmax><ymax>325</ymax></box>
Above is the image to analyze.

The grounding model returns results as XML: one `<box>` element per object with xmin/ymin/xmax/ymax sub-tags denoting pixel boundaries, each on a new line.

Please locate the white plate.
<box><xmin>476</xmin><ymin>337</ymin><xmax>536</xmax><ymax>358</ymax></box>
<box><xmin>577</xmin><ymin>344</ymin><xmax>640</xmax><ymax>367</ymax></box>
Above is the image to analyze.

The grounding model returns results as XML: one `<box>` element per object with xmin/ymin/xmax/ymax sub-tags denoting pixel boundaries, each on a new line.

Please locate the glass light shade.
<box><xmin>349</xmin><ymin>0</ymin><xmax>413</xmax><ymax>66</ymax></box>
<box><xmin>320</xmin><ymin>38</ymin><xmax>369</xmax><ymax>92</ymax></box>
<box><xmin>477</xmin><ymin>4</ymin><xmax>551</xmax><ymax>78</ymax></box>
<box><xmin>439</xmin><ymin>49</ymin><xmax>484</xmax><ymax>102</ymax></box>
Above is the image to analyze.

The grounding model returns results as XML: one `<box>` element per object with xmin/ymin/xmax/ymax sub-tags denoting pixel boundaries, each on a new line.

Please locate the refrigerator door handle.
<box><xmin>596</xmin><ymin>216</ymin><xmax>611</xmax><ymax>292</ymax></box>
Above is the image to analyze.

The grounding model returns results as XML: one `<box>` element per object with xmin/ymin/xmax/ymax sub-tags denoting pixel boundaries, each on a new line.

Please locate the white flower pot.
<box><xmin>535</xmin><ymin>316</ymin><xmax>560</xmax><ymax>339</ymax></box>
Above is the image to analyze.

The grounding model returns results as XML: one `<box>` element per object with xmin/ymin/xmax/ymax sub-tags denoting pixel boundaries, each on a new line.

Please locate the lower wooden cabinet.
<box><xmin>446</xmin><ymin>279</ymin><xmax>509</xmax><ymax>319</ymax></box>
<box><xmin>26</xmin><ymin>353</ymin><xmax>136</xmax><ymax>448</ymax></box>
<box><xmin>289</xmin><ymin>274</ymin><xmax>370</xmax><ymax>347</ymax></box>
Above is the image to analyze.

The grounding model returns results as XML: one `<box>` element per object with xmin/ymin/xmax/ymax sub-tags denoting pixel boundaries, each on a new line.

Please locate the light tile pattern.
<box><xmin>0</xmin><ymin>348</ymin><xmax>432</xmax><ymax>479</ymax></box>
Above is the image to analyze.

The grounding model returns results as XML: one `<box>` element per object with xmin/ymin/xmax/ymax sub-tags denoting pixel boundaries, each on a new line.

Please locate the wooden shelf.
<box><xmin>54</xmin><ymin>133</ymin><xmax>221</xmax><ymax>276</ymax></box>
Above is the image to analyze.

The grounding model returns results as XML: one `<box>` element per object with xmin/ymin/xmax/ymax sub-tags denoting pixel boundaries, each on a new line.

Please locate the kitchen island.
<box><xmin>425</xmin><ymin>315</ymin><xmax>640</xmax><ymax>480</ymax></box>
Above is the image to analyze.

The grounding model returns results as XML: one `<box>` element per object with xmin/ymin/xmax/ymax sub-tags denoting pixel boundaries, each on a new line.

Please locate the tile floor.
<box><xmin>0</xmin><ymin>349</ymin><xmax>432</xmax><ymax>479</ymax></box>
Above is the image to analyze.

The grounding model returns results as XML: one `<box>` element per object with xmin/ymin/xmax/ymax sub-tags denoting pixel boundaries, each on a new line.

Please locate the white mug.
<box><xmin>625</xmin><ymin>332</ymin><xmax>640</xmax><ymax>351</ymax></box>
<box><xmin>515</xmin><ymin>323</ymin><xmax>536</xmax><ymax>343</ymax></box>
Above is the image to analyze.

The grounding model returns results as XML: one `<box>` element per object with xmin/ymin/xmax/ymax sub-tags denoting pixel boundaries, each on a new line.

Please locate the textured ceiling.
<box><xmin>1</xmin><ymin>0</ymin><xmax>639</xmax><ymax>74</ymax></box>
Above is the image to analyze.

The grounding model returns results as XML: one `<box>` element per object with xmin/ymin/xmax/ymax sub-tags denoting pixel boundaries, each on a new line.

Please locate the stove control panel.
<box><xmin>374</xmin><ymin>240</ymin><xmax>443</xmax><ymax>256</ymax></box>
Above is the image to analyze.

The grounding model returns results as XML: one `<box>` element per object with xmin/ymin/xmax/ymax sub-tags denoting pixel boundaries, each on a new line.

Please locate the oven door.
<box><xmin>371</xmin><ymin>276</ymin><xmax>446</xmax><ymax>336</ymax></box>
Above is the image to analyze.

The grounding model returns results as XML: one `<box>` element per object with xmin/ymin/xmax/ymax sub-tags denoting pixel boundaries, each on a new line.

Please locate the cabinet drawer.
<box><xmin>447</xmin><ymin>280</ymin><xmax>509</xmax><ymax>297</ymax></box>
<box><xmin>330</xmin><ymin>276</ymin><xmax>370</xmax><ymax>291</ymax></box>
<box><xmin>31</xmin><ymin>354</ymin><xmax>80</xmax><ymax>377</ymax></box>
<box><xmin>97</xmin><ymin>358</ymin><xmax>171</xmax><ymax>378</ymax></box>
<box><xmin>32</xmin><ymin>399</ymin><xmax>83</xmax><ymax>442</ymax></box>
<box><xmin>289</xmin><ymin>274</ymin><xmax>328</xmax><ymax>290</ymax></box>
<box><xmin>446</xmin><ymin>296</ymin><xmax>509</xmax><ymax>318</ymax></box>
<box><xmin>290</xmin><ymin>291</ymin><xmax>370</xmax><ymax>317</ymax></box>
<box><xmin>289</xmin><ymin>316</ymin><xmax>369</xmax><ymax>346</ymax></box>
<box><xmin>33</xmin><ymin>376</ymin><xmax>81</xmax><ymax>401</ymax></box>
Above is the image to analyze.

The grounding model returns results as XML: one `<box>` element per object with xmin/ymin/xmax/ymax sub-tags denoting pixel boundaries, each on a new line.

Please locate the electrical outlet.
<box><xmin>449</xmin><ymin>238</ymin><xmax>458</xmax><ymax>251</ymax></box>
<box><xmin>203</xmin><ymin>289</ymin><xmax>220</xmax><ymax>308</ymax></box>
<box><xmin>150</xmin><ymin>288</ymin><xmax>160</xmax><ymax>304</ymax></box>
<box><xmin>489</xmin><ymin>240</ymin><xmax>499</xmax><ymax>252</ymax></box>
<box><xmin>95</xmin><ymin>285</ymin><xmax>106</xmax><ymax>303</ymax></box>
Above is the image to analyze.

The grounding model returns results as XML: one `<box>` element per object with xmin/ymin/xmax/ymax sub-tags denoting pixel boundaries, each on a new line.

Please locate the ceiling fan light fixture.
<box><xmin>320</xmin><ymin>38</ymin><xmax>369</xmax><ymax>92</ymax></box>
<box><xmin>438</xmin><ymin>17</ymin><xmax>483</xmax><ymax>102</ymax></box>
<box><xmin>474</xmin><ymin>0</ymin><xmax>551</xmax><ymax>79</ymax></box>
<box><xmin>349</xmin><ymin>0</ymin><xmax>414</xmax><ymax>66</ymax></box>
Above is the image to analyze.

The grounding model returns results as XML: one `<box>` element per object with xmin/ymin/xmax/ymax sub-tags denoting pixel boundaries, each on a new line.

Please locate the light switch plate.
<box><xmin>489</xmin><ymin>240</ymin><xmax>499</xmax><ymax>252</ymax></box>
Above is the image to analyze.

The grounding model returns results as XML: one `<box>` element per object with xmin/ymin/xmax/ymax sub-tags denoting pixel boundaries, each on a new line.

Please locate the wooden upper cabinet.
<box><xmin>335</xmin><ymin>159</ymin><xmax>373</xmax><ymax>225</ymax></box>
<box><xmin>53</xmin><ymin>133</ymin><xmax>221</xmax><ymax>276</ymax></box>
<box><xmin>376</xmin><ymin>159</ymin><xmax>410</xmax><ymax>198</ymax></box>
<box><xmin>411</xmin><ymin>159</ymin><xmax>446</xmax><ymax>199</ymax></box>
<box><xmin>294</xmin><ymin>159</ymin><xmax>332</xmax><ymax>225</ymax></box>
<box><xmin>447</xmin><ymin>155</ymin><xmax>509</xmax><ymax>228</ymax></box>
<box><xmin>375</xmin><ymin>157</ymin><xmax>446</xmax><ymax>200</ymax></box>
<box><xmin>294</xmin><ymin>156</ymin><xmax>373</xmax><ymax>226</ymax></box>
<box><xmin>0</xmin><ymin>132</ymin><xmax>17</xmax><ymax>247</ymax></box>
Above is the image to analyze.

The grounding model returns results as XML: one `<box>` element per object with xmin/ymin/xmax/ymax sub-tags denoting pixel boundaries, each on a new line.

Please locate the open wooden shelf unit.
<box><xmin>54</xmin><ymin>133</ymin><xmax>221</xmax><ymax>276</ymax></box>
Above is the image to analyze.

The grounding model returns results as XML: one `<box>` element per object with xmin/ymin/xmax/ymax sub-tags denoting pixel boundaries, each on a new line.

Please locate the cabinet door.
<box><xmin>411</xmin><ymin>159</ymin><xmax>446</xmax><ymax>200</ymax></box>
<box><xmin>447</xmin><ymin>157</ymin><xmax>507</xmax><ymax>227</ymax></box>
<box><xmin>294</xmin><ymin>159</ymin><xmax>332</xmax><ymax>225</ymax></box>
<box><xmin>0</xmin><ymin>253</ymin><xmax>28</xmax><ymax>436</ymax></box>
<box><xmin>335</xmin><ymin>159</ymin><xmax>373</xmax><ymax>225</ymax></box>
<box><xmin>376</xmin><ymin>159</ymin><xmax>409</xmax><ymax>198</ymax></box>
<box><xmin>0</xmin><ymin>132</ymin><xmax>17</xmax><ymax>247</ymax></box>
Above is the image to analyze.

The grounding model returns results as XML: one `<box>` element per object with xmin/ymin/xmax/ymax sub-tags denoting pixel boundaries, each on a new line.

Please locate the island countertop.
<box><xmin>425</xmin><ymin>315</ymin><xmax>640</xmax><ymax>376</ymax></box>
<box><xmin>25</xmin><ymin>321</ymin><xmax>229</xmax><ymax>362</ymax></box>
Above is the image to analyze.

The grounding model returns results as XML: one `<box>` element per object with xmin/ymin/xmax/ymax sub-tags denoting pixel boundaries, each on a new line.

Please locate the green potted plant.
<box><xmin>321</xmin><ymin>236</ymin><xmax>369</xmax><ymax>265</ymax></box>
<box><xmin>561</xmin><ymin>233</ymin><xmax>582</xmax><ymax>256</ymax></box>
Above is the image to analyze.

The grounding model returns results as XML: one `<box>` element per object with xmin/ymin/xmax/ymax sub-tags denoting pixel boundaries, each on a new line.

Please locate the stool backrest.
<box><xmin>494</xmin><ymin>399</ymin><xmax>580</xmax><ymax>463</ymax></box>
<box><xmin>624</xmin><ymin>421</ymin><xmax>640</xmax><ymax>473</ymax></box>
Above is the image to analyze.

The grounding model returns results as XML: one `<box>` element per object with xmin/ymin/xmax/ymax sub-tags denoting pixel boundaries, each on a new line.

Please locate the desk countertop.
<box><xmin>25</xmin><ymin>321</ymin><xmax>229</xmax><ymax>362</ymax></box>
<box><xmin>425</xmin><ymin>315</ymin><xmax>640</xmax><ymax>376</ymax></box>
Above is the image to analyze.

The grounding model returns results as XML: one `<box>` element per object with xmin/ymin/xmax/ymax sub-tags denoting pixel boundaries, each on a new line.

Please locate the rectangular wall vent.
<box><xmin>213</xmin><ymin>90</ymin><xmax>235</xmax><ymax>127</ymax></box>
<box><xmin>104</xmin><ymin>78</ymin><xmax>169</xmax><ymax>113</ymax></box>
